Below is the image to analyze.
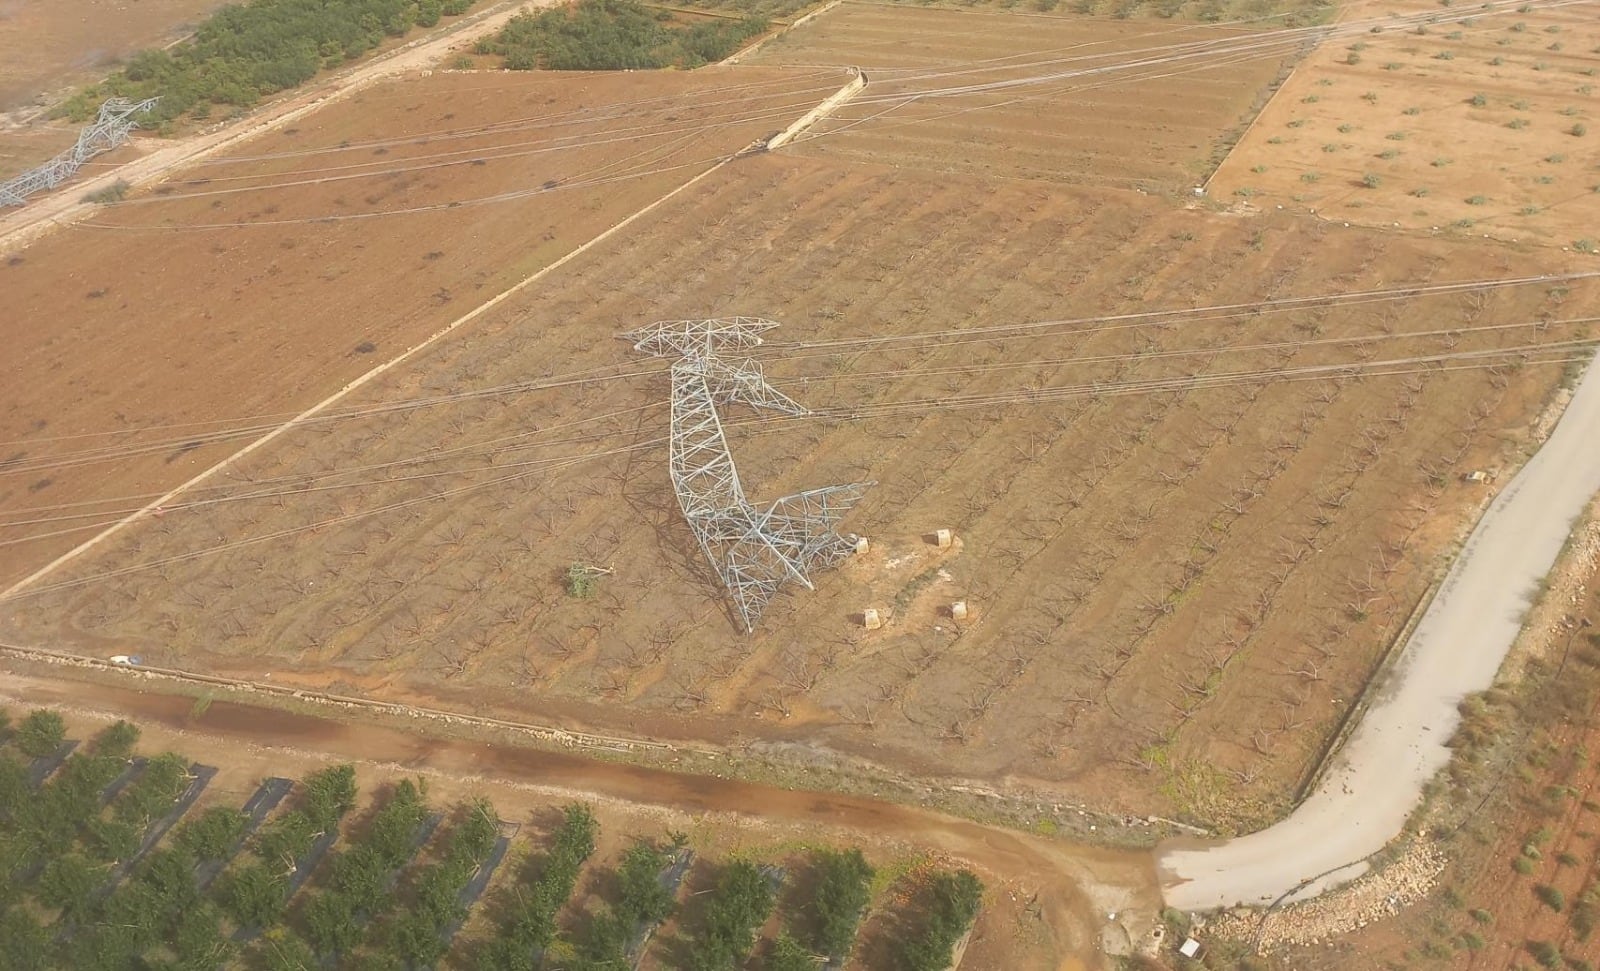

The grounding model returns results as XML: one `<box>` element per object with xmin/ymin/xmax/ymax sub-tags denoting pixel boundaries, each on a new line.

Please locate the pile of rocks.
<box><xmin>1203</xmin><ymin>841</ymin><xmax>1446</xmax><ymax>952</ymax></box>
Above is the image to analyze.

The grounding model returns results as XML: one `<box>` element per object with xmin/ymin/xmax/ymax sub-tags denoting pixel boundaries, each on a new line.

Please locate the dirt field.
<box><xmin>0</xmin><ymin>671</ymin><xmax>1152</xmax><ymax>968</ymax></box>
<box><xmin>3</xmin><ymin>3</ymin><xmax>1599</xmax><ymax>841</ymax></box>
<box><xmin>750</xmin><ymin>4</ymin><xmax>1294</xmax><ymax>189</ymax></box>
<box><xmin>0</xmin><ymin>65</ymin><xmax>849</xmax><ymax>587</ymax></box>
<box><xmin>0</xmin><ymin>0</ymin><xmax>228</xmax><ymax>112</ymax></box>
<box><xmin>1208</xmin><ymin>0</ymin><xmax>1600</xmax><ymax>247</ymax></box>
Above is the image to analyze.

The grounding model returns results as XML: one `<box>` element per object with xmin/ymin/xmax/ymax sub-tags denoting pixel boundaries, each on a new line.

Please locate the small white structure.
<box><xmin>949</xmin><ymin>601</ymin><xmax>969</xmax><ymax>621</ymax></box>
<box><xmin>932</xmin><ymin>528</ymin><xmax>953</xmax><ymax>549</ymax></box>
<box><xmin>861</xmin><ymin>608</ymin><xmax>882</xmax><ymax>630</ymax></box>
<box><xmin>852</xmin><ymin>535</ymin><xmax>870</xmax><ymax>554</ymax></box>
<box><xmin>1179</xmin><ymin>937</ymin><xmax>1202</xmax><ymax>958</ymax></box>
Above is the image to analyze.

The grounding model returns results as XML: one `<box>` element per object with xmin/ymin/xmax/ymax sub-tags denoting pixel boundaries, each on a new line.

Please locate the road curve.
<box><xmin>1158</xmin><ymin>349</ymin><xmax>1600</xmax><ymax>911</ymax></box>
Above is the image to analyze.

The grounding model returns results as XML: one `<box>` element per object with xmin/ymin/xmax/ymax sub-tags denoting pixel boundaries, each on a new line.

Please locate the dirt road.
<box><xmin>0</xmin><ymin>0</ymin><xmax>537</xmax><ymax>253</ymax></box>
<box><xmin>1158</xmin><ymin>352</ymin><xmax>1600</xmax><ymax>910</ymax></box>
<box><xmin>0</xmin><ymin>666</ymin><xmax>1156</xmax><ymax>967</ymax></box>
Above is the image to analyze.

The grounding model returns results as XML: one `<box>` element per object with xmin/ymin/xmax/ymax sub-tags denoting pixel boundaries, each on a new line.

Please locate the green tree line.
<box><xmin>478</xmin><ymin>0</ymin><xmax>767</xmax><ymax>71</ymax></box>
<box><xmin>59</xmin><ymin>0</ymin><xmax>478</xmax><ymax>126</ymax></box>
<box><xmin>900</xmin><ymin>870</ymin><xmax>983</xmax><ymax>971</ymax></box>
<box><xmin>481</xmin><ymin>802</ymin><xmax>599</xmax><ymax>970</ymax></box>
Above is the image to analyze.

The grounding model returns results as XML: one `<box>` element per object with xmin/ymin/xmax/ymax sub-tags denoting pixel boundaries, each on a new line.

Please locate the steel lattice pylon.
<box><xmin>623</xmin><ymin>318</ymin><xmax>871</xmax><ymax>632</ymax></box>
<box><xmin>0</xmin><ymin>97</ymin><xmax>159</xmax><ymax>207</ymax></box>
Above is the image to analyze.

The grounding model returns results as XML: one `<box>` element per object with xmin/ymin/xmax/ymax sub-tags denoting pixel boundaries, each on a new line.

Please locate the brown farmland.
<box><xmin>2</xmin><ymin>6</ymin><xmax>1599</xmax><ymax>835</ymax></box>
<box><xmin>0</xmin><ymin>66</ymin><xmax>851</xmax><ymax>587</ymax></box>
<box><xmin>751</xmin><ymin>5</ymin><xmax>1294</xmax><ymax>190</ymax></box>
<box><xmin>0</xmin><ymin>0</ymin><xmax>227</xmax><ymax>112</ymax></box>
<box><xmin>1208</xmin><ymin>0</ymin><xmax>1600</xmax><ymax>246</ymax></box>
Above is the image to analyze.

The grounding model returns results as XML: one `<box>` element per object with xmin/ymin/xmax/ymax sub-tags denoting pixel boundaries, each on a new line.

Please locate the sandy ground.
<box><xmin>0</xmin><ymin>64</ymin><xmax>847</xmax><ymax>588</ymax></box>
<box><xmin>748</xmin><ymin>4</ymin><xmax>1291</xmax><ymax>191</ymax></box>
<box><xmin>0</xmin><ymin>665</ymin><xmax>1158</xmax><ymax>968</ymax></box>
<box><xmin>0</xmin><ymin>0</ymin><xmax>228</xmax><ymax>112</ymax></box>
<box><xmin>1207</xmin><ymin>0</ymin><xmax>1600</xmax><ymax>247</ymax></box>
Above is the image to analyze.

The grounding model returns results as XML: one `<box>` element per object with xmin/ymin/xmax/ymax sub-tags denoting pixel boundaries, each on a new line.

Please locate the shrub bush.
<box><xmin>899</xmin><ymin>870</ymin><xmax>983</xmax><ymax>971</ymax></box>
<box><xmin>60</xmin><ymin>0</ymin><xmax>481</xmax><ymax>125</ymax></box>
<box><xmin>15</xmin><ymin>710</ymin><xmax>66</xmax><ymax>758</ymax></box>
<box><xmin>484</xmin><ymin>0</ymin><xmax>765</xmax><ymax>71</ymax></box>
<box><xmin>812</xmin><ymin>848</ymin><xmax>874</xmax><ymax>959</ymax></box>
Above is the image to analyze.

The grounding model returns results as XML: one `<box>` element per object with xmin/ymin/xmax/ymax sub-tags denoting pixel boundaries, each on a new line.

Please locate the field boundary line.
<box><xmin>0</xmin><ymin>641</ymin><xmax>702</xmax><ymax>755</ymax></box>
<box><xmin>721</xmin><ymin>0</ymin><xmax>845</xmax><ymax>64</ymax></box>
<box><xmin>766</xmin><ymin>68</ymin><xmax>864</xmax><ymax>149</ymax></box>
<box><xmin>0</xmin><ymin>73</ymin><xmax>864</xmax><ymax>602</ymax></box>
<box><xmin>1198</xmin><ymin>35</ymin><xmax>1320</xmax><ymax>196</ymax></box>
<box><xmin>1198</xmin><ymin>0</ymin><xmax>1374</xmax><ymax>197</ymax></box>
<box><xmin>1290</xmin><ymin>575</ymin><xmax>1442</xmax><ymax>804</ymax></box>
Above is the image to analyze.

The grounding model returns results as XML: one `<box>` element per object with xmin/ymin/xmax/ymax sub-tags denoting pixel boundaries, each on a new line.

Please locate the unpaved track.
<box><xmin>0</xmin><ymin>0</ymin><xmax>537</xmax><ymax>254</ymax></box>
<box><xmin>1158</xmin><ymin>354</ymin><xmax>1600</xmax><ymax>910</ymax></box>
<box><xmin>0</xmin><ymin>667</ymin><xmax>1156</xmax><ymax>967</ymax></box>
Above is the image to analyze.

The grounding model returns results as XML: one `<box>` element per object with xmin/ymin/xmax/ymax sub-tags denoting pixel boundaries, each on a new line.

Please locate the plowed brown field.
<box><xmin>751</xmin><ymin>4</ymin><xmax>1294</xmax><ymax>189</ymax></box>
<box><xmin>1207</xmin><ymin>0</ymin><xmax>1600</xmax><ymax>246</ymax></box>
<box><xmin>0</xmin><ymin>66</ymin><xmax>850</xmax><ymax>586</ymax></box>
<box><xmin>0</xmin><ymin>0</ymin><xmax>226</xmax><ymax>111</ymax></box>
<box><xmin>2</xmin><ymin>6</ymin><xmax>1597</xmax><ymax>836</ymax></box>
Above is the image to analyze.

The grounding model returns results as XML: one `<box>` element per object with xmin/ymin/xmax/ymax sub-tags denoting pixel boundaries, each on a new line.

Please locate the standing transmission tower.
<box><xmin>622</xmin><ymin>318</ymin><xmax>871</xmax><ymax>632</ymax></box>
<box><xmin>0</xmin><ymin>97</ymin><xmax>160</xmax><ymax>207</ymax></box>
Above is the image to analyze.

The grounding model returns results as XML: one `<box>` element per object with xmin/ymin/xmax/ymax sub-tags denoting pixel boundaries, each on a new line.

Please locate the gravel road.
<box><xmin>1158</xmin><ymin>348</ymin><xmax>1600</xmax><ymax>910</ymax></box>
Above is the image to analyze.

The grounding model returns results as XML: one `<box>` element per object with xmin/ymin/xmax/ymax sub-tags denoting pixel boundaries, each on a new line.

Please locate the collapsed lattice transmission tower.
<box><xmin>622</xmin><ymin>318</ymin><xmax>871</xmax><ymax>632</ymax></box>
<box><xmin>0</xmin><ymin>97</ymin><xmax>159</xmax><ymax>207</ymax></box>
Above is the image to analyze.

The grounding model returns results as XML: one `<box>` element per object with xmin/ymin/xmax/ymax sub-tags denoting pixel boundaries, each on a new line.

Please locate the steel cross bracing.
<box><xmin>623</xmin><ymin>318</ymin><xmax>871</xmax><ymax>632</ymax></box>
<box><xmin>0</xmin><ymin>97</ymin><xmax>160</xmax><ymax>207</ymax></box>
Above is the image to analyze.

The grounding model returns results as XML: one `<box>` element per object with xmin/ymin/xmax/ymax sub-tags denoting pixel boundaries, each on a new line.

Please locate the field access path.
<box><xmin>1159</xmin><ymin>353</ymin><xmax>1600</xmax><ymax>910</ymax></box>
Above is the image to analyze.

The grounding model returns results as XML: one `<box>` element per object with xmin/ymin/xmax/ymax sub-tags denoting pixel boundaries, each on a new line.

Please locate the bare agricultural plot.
<box><xmin>0</xmin><ymin>0</ymin><xmax>227</xmax><ymax>111</ymax></box>
<box><xmin>747</xmin><ymin>5</ymin><xmax>1294</xmax><ymax>189</ymax></box>
<box><xmin>0</xmin><ymin>66</ymin><xmax>848</xmax><ymax>587</ymax></box>
<box><xmin>7</xmin><ymin>139</ymin><xmax>1596</xmax><ymax>830</ymax></box>
<box><xmin>1209</xmin><ymin>0</ymin><xmax>1600</xmax><ymax>247</ymax></box>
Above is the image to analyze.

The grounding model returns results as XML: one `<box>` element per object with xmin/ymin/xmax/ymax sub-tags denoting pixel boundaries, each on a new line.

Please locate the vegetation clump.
<box><xmin>14</xmin><ymin>709</ymin><xmax>66</xmax><ymax>758</ymax></box>
<box><xmin>480</xmin><ymin>802</ymin><xmax>596</xmax><ymax>968</ymax></box>
<box><xmin>810</xmin><ymin>848</ymin><xmax>874</xmax><ymax>960</ymax></box>
<box><xmin>480</xmin><ymin>0</ymin><xmax>767</xmax><ymax>71</ymax></box>
<box><xmin>899</xmin><ymin>869</ymin><xmax>983</xmax><ymax>971</ymax></box>
<box><xmin>687</xmin><ymin>860</ymin><xmax>777</xmax><ymax>969</ymax></box>
<box><xmin>60</xmin><ymin>0</ymin><xmax>478</xmax><ymax>125</ymax></box>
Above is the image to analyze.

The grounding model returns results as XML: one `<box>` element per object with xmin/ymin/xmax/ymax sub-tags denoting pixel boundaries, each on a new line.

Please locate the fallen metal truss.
<box><xmin>623</xmin><ymin>318</ymin><xmax>870</xmax><ymax>632</ymax></box>
<box><xmin>0</xmin><ymin>97</ymin><xmax>159</xmax><ymax>207</ymax></box>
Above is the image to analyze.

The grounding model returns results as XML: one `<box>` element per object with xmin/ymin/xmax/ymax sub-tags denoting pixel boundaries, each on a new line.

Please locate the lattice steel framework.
<box><xmin>0</xmin><ymin>98</ymin><xmax>159</xmax><ymax>207</ymax></box>
<box><xmin>622</xmin><ymin>318</ymin><xmax>871</xmax><ymax>632</ymax></box>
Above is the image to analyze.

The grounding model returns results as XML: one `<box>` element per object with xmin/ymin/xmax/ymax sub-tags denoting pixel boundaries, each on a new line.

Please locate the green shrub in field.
<box><xmin>59</xmin><ymin>0</ymin><xmax>483</xmax><ymax>126</ymax></box>
<box><xmin>15</xmin><ymin>710</ymin><xmax>65</xmax><ymax>759</ymax></box>
<box><xmin>1536</xmin><ymin>884</ymin><xmax>1566</xmax><ymax>912</ymax></box>
<box><xmin>811</xmin><ymin>848</ymin><xmax>874</xmax><ymax>960</ymax></box>
<box><xmin>899</xmin><ymin>871</ymin><xmax>983</xmax><ymax>971</ymax></box>
<box><xmin>485</xmin><ymin>0</ymin><xmax>766</xmax><ymax>71</ymax></box>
